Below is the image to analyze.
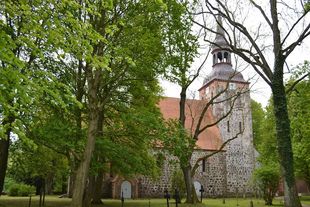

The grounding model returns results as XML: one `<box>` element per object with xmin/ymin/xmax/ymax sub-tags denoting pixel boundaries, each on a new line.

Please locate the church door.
<box><xmin>120</xmin><ymin>181</ymin><xmax>131</xmax><ymax>199</ymax></box>
<box><xmin>194</xmin><ymin>181</ymin><xmax>202</xmax><ymax>197</ymax></box>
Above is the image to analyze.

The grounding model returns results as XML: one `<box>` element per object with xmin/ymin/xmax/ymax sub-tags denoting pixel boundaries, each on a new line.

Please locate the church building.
<box><xmin>110</xmin><ymin>17</ymin><xmax>256</xmax><ymax>199</ymax></box>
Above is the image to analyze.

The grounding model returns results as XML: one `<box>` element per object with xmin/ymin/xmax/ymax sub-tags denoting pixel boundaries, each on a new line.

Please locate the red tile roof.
<box><xmin>158</xmin><ymin>97</ymin><xmax>223</xmax><ymax>151</ymax></box>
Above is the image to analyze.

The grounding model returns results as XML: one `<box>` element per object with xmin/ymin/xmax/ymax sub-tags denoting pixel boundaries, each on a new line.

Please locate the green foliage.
<box><xmin>162</xmin><ymin>120</ymin><xmax>196</xmax><ymax>167</ymax></box>
<box><xmin>162</xmin><ymin>0</ymin><xmax>200</xmax><ymax>86</ymax></box>
<box><xmin>8</xmin><ymin>140</ymin><xmax>69</xmax><ymax>191</ymax></box>
<box><xmin>3</xmin><ymin>177</ymin><xmax>17</xmax><ymax>193</ymax></box>
<box><xmin>304</xmin><ymin>0</ymin><xmax>310</xmax><ymax>12</ymax></box>
<box><xmin>254</xmin><ymin>100</ymin><xmax>278</xmax><ymax>167</ymax></box>
<box><xmin>254</xmin><ymin>166</ymin><xmax>280</xmax><ymax>205</ymax></box>
<box><xmin>171</xmin><ymin>169</ymin><xmax>186</xmax><ymax>201</ymax></box>
<box><xmin>8</xmin><ymin>183</ymin><xmax>35</xmax><ymax>197</ymax></box>
<box><xmin>253</xmin><ymin>61</ymin><xmax>310</xmax><ymax>202</ymax></box>
<box><xmin>93</xmin><ymin>105</ymin><xmax>166</xmax><ymax>178</ymax></box>
<box><xmin>252</xmin><ymin>99</ymin><xmax>280</xmax><ymax>205</ymax></box>
<box><xmin>251</xmin><ymin>100</ymin><xmax>265</xmax><ymax>148</ymax></box>
<box><xmin>0</xmin><ymin>0</ymin><xmax>85</xmax><ymax>138</ymax></box>
<box><xmin>155</xmin><ymin>152</ymin><xmax>166</xmax><ymax>169</ymax></box>
<box><xmin>287</xmin><ymin>61</ymin><xmax>310</xmax><ymax>186</ymax></box>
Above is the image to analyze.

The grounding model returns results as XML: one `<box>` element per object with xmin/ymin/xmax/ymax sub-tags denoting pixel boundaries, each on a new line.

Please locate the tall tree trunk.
<box><xmin>71</xmin><ymin>78</ymin><xmax>100</xmax><ymax>207</ymax></box>
<box><xmin>70</xmin><ymin>112</ymin><xmax>98</xmax><ymax>207</ymax></box>
<box><xmin>82</xmin><ymin>175</ymin><xmax>95</xmax><ymax>207</ymax></box>
<box><xmin>179</xmin><ymin>87</ymin><xmax>197</xmax><ymax>203</ymax></box>
<box><xmin>91</xmin><ymin>106</ymin><xmax>105</xmax><ymax>204</ymax></box>
<box><xmin>271</xmin><ymin>62</ymin><xmax>301</xmax><ymax>207</ymax></box>
<box><xmin>0</xmin><ymin>137</ymin><xmax>9</xmax><ymax>194</ymax></box>
<box><xmin>45</xmin><ymin>174</ymin><xmax>54</xmax><ymax>195</ymax></box>
<box><xmin>92</xmin><ymin>168</ymin><xmax>104</xmax><ymax>204</ymax></box>
<box><xmin>179</xmin><ymin>88</ymin><xmax>186</xmax><ymax>125</ymax></box>
<box><xmin>182</xmin><ymin>165</ymin><xmax>194</xmax><ymax>203</ymax></box>
<box><xmin>0</xmin><ymin>117</ymin><xmax>13</xmax><ymax>195</ymax></box>
<box><xmin>68</xmin><ymin>60</ymin><xmax>85</xmax><ymax>198</ymax></box>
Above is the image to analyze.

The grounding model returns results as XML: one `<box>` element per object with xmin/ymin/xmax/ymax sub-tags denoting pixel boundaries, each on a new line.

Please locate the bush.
<box><xmin>254</xmin><ymin>166</ymin><xmax>280</xmax><ymax>205</ymax></box>
<box><xmin>3</xmin><ymin>177</ymin><xmax>17</xmax><ymax>193</ymax></box>
<box><xmin>8</xmin><ymin>183</ymin><xmax>35</xmax><ymax>197</ymax></box>
<box><xmin>8</xmin><ymin>184</ymin><xmax>19</xmax><ymax>196</ymax></box>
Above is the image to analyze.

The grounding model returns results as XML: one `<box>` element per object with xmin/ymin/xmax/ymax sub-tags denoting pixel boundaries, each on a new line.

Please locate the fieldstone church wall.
<box><xmin>137</xmin><ymin>150</ymin><xmax>227</xmax><ymax>198</ymax></box>
<box><xmin>214</xmin><ymin>90</ymin><xmax>255</xmax><ymax>196</ymax></box>
<box><xmin>136</xmin><ymin>90</ymin><xmax>255</xmax><ymax>198</ymax></box>
<box><xmin>192</xmin><ymin>150</ymin><xmax>227</xmax><ymax>197</ymax></box>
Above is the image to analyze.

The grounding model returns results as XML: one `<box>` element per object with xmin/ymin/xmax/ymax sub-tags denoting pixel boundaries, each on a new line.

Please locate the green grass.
<box><xmin>301</xmin><ymin>196</ymin><xmax>310</xmax><ymax>206</ymax></box>
<box><xmin>0</xmin><ymin>195</ymin><xmax>309</xmax><ymax>207</ymax></box>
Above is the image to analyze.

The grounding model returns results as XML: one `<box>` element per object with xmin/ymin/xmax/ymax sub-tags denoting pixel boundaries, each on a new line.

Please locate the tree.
<box><xmin>252</xmin><ymin>62</ymin><xmax>310</xmax><ymax>203</ymax></box>
<box><xmin>1</xmin><ymin>2</ymin><xmax>168</xmax><ymax>206</ymax></box>
<box><xmin>8</xmin><ymin>141</ymin><xmax>69</xmax><ymax>195</ymax></box>
<box><xmin>161</xmin><ymin>1</ymin><xmax>200</xmax><ymax>203</ymax></box>
<box><xmin>68</xmin><ymin>1</ymin><xmax>168</xmax><ymax>206</ymax></box>
<box><xmin>0</xmin><ymin>0</ymin><xmax>84</xmax><ymax>194</ymax></box>
<box><xmin>195</xmin><ymin>1</ymin><xmax>310</xmax><ymax>206</ymax></box>
<box><xmin>161</xmin><ymin>0</ymin><xmax>248</xmax><ymax>203</ymax></box>
<box><xmin>252</xmin><ymin>99</ymin><xmax>280</xmax><ymax>205</ymax></box>
<box><xmin>256</xmin><ymin>101</ymin><xmax>278</xmax><ymax>168</ymax></box>
<box><xmin>287</xmin><ymin>61</ymin><xmax>310</xmax><ymax>188</ymax></box>
<box><xmin>83</xmin><ymin>102</ymin><xmax>165</xmax><ymax>205</ymax></box>
<box><xmin>254</xmin><ymin>166</ymin><xmax>280</xmax><ymax>205</ymax></box>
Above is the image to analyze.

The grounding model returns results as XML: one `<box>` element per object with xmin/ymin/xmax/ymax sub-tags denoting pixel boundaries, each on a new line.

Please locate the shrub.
<box><xmin>8</xmin><ymin>183</ymin><xmax>35</xmax><ymax>197</ymax></box>
<box><xmin>3</xmin><ymin>177</ymin><xmax>17</xmax><ymax>193</ymax></box>
<box><xmin>254</xmin><ymin>166</ymin><xmax>280</xmax><ymax>205</ymax></box>
<box><xmin>8</xmin><ymin>184</ymin><xmax>19</xmax><ymax>196</ymax></box>
<box><xmin>19</xmin><ymin>184</ymin><xmax>35</xmax><ymax>196</ymax></box>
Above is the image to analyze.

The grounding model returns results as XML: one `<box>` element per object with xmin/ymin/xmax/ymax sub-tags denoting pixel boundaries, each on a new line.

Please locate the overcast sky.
<box><xmin>160</xmin><ymin>1</ymin><xmax>310</xmax><ymax>108</ymax></box>
<box><xmin>161</xmin><ymin>42</ymin><xmax>309</xmax><ymax>108</ymax></box>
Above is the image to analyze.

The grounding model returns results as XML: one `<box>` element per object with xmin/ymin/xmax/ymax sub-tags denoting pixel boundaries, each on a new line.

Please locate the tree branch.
<box><xmin>286</xmin><ymin>72</ymin><xmax>310</xmax><ymax>93</ymax></box>
<box><xmin>281</xmin><ymin>11</ymin><xmax>309</xmax><ymax>47</ymax></box>
<box><xmin>191</xmin><ymin>129</ymin><xmax>243</xmax><ymax>175</ymax></box>
<box><xmin>249</xmin><ymin>0</ymin><xmax>273</xmax><ymax>29</ymax></box>
<box><xmin>283</xmin><ymin>23</ymin><xmax>310</xmax><ymax>58</ymax></box>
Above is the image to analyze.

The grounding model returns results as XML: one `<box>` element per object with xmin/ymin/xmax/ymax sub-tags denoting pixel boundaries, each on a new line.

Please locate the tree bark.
<box><xmin>0</xmin><ymin>137</ymin><xmax>9</xmax><ymax>194</ymax></box>
<box><xmin>91</xmin><ymin>168</ymin><xmax>104</xmax><ymax>204</ymax></box>
<box><xmin>82</xmin><ymin>175</ymin><xmax>95</xmax><ymax>207</ymax></box>
<box><xmin>67</xmin><ymin>59</ymin><xmax>84</xmax><ymax>198</ymax></box>
<box><xmin>70</xmin><ymin>112</ymin><xmax>98</xmax><ymax>207</ymax></box>
<box><xmin>71</xmin><ymin>77</ymin><xmax>100</xmax><ymax>207</ymax></box>
<box><xmin>179</xmin><ymin>88</ymin><xmax>186</xmax><ymax>126</ymax></box>
<box><xmin>179</xmin><ymin>87</ymin><xmax>198</xmax><ymax>204</ymax></box>
<box><xmin>90</xmin><ymin>105</ymin><xmax>105</xmax><ymax>204</ymax></box>
<box><xmin>0</xmin><ymin>117</ymin><xmax>13</xmax><ymax>195</ymax></box>
<box><xmin>182</xmin><ymin>165</ymin><xmax>195</xmax><ymax>203</ymax></box>
<box><xmin>271</xmin><ymin>62</ymin><xmax>302</xmax><ymax>207</ymax></box>
<box><xmin>45</xmin><ymin>175</ymin><xmax>54</xmax><ymax>195</ymax></box>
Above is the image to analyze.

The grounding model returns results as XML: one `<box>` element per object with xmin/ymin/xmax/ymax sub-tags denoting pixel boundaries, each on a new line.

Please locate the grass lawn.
<box><xmin>0</xmin><ymin>195</ymin><xmax>310</xmax><ymax>207</ymax></box>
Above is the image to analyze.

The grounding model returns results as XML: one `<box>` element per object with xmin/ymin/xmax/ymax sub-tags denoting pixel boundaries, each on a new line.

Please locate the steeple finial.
<box><xmin>215</xmin><ymin>14</ymin><xmax>225</xmax><ymax>40</ymax></box>
<box><xmin>212</xmin><ymin>13</ymin><xmax>231</xmax><ymax>66</ymax></box>
<box><xmin>212</xmin><ymin>13</ymin><xmax>228</xmax><ymax>52</ymax></box>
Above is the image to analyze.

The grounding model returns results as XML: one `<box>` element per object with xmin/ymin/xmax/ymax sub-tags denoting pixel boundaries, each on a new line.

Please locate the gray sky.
<box><xmin>161</xmin><ymin>42</ymin><xmax>309</xmax><ymax>108</ymax></box>
<box><xmin>161</xmin><ymin>0</ymin><xmax>310</xmax><ymax>108</ymax></box>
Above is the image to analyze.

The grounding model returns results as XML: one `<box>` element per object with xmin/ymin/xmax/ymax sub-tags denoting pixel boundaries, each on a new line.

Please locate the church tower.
<box><xmin>198</xmin><ymin>15</ymin><xmax>255</xmax><ymax>196</ymax></box>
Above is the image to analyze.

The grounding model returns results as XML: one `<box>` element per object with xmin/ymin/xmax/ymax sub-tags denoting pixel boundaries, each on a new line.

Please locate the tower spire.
<box><xmin>216</xmin><ymin>14</ymin><xmax>224</xmax><ymax>38</ymax></box>
<box><xmin>212</xmin><ymin>14</ymin><xmax>227</xmax><ymax>51</ymax></box>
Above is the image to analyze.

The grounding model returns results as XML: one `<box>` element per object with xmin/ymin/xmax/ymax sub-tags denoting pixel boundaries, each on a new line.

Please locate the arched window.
<box><xmin>224</xmin><ymin>52</ymin><xmax>229</xmax><ymax>62</ymax></box>
<box><xmin>217</xmin><ymin>52</ymin><xmax>223</xmax><ymax>62</ymax></box>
